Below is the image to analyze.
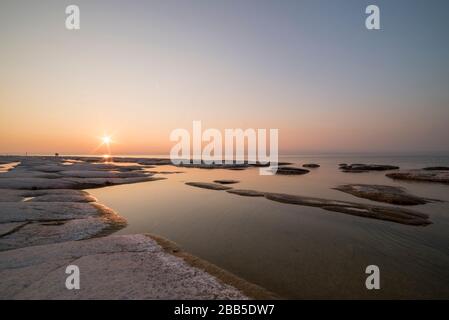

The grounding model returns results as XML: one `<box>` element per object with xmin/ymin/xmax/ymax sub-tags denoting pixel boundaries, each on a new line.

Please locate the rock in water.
<box><xmin>275</xmin><ymin>167</ymin><xmax>310</xmax><ymax>175</ymax></box>
<box><xmin>387</xmin><ymin>169</ymin><xmax>449</xmax><ymax>184</ymax></box>
<box><xmin>303</xmin><ymin>164</ymin><xmax>320</xmax><ymax>168</ymax></box>
<box><xmin>340</xmin><ymin>164</ymin><xmax>399</xmax><ymax>172</ymax></box>
<box><xmin>227</xmin><ymin>189</ymin><xmax>266</xmax><ymax>197</ymax></box>
<box><xmin>422</xmin><ymin>167</ymin><xmax>449</xmax><ymax>171</ymax></box>
<box><xmin>185</xmin><ymin>182</ymin><xmax>432</xmax><ymax>226</ymax></box>
<box><xmin>334</xmin><ymin>184</ymin><xmax>436</xmax><ymax>205</ymax></box>
<box><xmin>263</xmin><ymin>192</ymin><xmax>430</xmax><ymax>226</ymax></box>
<box><xmin>213</xmin><ymin>179</ymin><xmax>240</xmax><ymax>185</ymax></box>
<box><xmin>185</xmin><ymin>182</ymin><xmax>233</xmax><ymax>190</ymax></box>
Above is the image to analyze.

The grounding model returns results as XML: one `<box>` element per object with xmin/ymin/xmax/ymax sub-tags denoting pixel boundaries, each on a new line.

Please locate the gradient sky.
<box><xmin>0</xmin><ymin>0</ymin><xmax>448</xmax><ymax>155</ymax></box>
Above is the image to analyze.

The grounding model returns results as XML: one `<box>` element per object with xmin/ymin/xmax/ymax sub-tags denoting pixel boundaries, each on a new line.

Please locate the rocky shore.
<box><xmin>0</xmin><ymin>234</ymin><xmax>277</xmax><ymax>299</ymax></box>
<box><xmin>0</xmin><ymin>156</ymin><xmax>272</xmax><ymax>300</ymax></box>
<box><xmin>1</xmin><ymin>155</ymin><xmax>446</xmax><ymax>299</ymax></box>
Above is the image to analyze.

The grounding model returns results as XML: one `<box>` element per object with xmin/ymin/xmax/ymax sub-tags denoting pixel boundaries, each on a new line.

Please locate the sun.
<box><xmin>91</xmin><ymin>133</ymin><xmax>115</xmax><ymax>156</ymax></box>
<box><xmin>101</xmin><ymin>135</ymin><xmax>112</xmax><ymax>145</ymax></box>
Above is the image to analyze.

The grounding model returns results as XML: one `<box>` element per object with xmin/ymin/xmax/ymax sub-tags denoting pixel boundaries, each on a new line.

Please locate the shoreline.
<box><xmin>149</xmin><ymin>234</ymin><xmax>279</xmax><ymax>300</ymax></box>
<box><xmin>1</xmin><ymin>155</ymin><xmax>449</xmax><ymax>299</ymax></box>
<box><xmin>0</xmin><ymin>155</ymin><xmax>274</xmax><ymax>299</ymax></box>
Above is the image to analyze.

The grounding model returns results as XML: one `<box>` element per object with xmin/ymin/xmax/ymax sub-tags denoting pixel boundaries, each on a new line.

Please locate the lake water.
<box><xmin>89</xmin><ymin>155</ymin><xmax>449</xmax><ymax>299</ymax></box>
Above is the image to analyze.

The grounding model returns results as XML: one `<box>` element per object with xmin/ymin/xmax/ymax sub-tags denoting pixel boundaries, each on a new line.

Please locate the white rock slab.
<box><xmin>0</xmin><ymin>234</ymin><xmax>249</xmax><ymax>300</ymax></box>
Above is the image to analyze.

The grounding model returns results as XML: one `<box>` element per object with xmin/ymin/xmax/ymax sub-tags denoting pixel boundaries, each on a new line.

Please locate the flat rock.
<box><xmin>334</xmin><ymin>184</ymin><xmax>434</xmax><ymax>205</ymax></box>
<box><xmin>0</xmin><ymin>176</ymin><xmax>163</xmax><ymax>190</ymax></box>
<box><xmin>0</xmin><ymin>158</ymin><xmax>167</xmax><ymax>251</ymax></box>
<box><xmin>147</xmin><ymin>170</ymin><xmax>184</xmax><ymax>174</ymax></box>
<box><xmin>422</xmin><ymin>167</ymin><xmax>449</xmax><ymax>171</ymax></box>
<box><xmin>58</xmin><ymin>170</ymin><xmax>150</xmax><ymax>178</ymax></box>
<box><xmin>0</xmin><ymin>187</ymin><xmax>126</xmax><ymax>251</ymax></box>
<box><xmin>178</xmin><ymin>162</ymin><xmax>249</xmax><ymax>170</ymax></box>
<box><xmin>248</xmin><ymin>162</ymin><xmax>292</xmax><ymax>167</ymax></box>
<box><xmin>0</xmin><ymin>202</ymin><xmax>99</xmax><ymax>223</ymax></box>
<box><xmin>110</xmin><ymin>157</ymin><xmax>173</xmax><ymax>166</ymax></box>
<box><xmin>226</xmin><ymin>189</ymin><xmax>266</xmax><ymax>197</ymax></box>
<box><xmin>302</xmin><ymin>164</ymin><xmax>320</xmax><ymax>168</ymax></box>
<box><xmin>0</xmin><ymin>189</ymin><xmax>95</xmax><ymax>203</ymax></box>
<box><xmin>0</xmin><ymin>234</ymin><xmax>251</xmax><ymax>300</ymax></box>
<box><xmin>0</xmin><ymin>222</ymin><xmax>27</xmax><ymax>237</ymax></box>
<box><xmin>0</xmin><ymin>158</ymin><xmax>154</xmax><ymax>182</ymax></box>
<box><xmin>184</xmin><ymin>183</ymin><xmax>431</xmax><ymax>226</ymax></box>
<box><xmin>0</xmin><ymin>201</ymin><xmax>125</xmax><ymax>251</ymax></box>
<box><xmin>340</xmin><ymin>164</ymin><xmax>399</xmax><ymax>172</ymax></box>
<box><xmin>0</xmin><ymin>216</ymin><xmax>123</xmax><ymax>252</ymax></box>
<box><xmin>275</xmin><ymin>167</ymin><xmax>310</xmax><ymax>175</ymax></box>
<box><xmin>28</xmin><ymin>193</ymin><xmax>97</xmax><ymax>203</ymax></box>
<box><xmin>0</xmin><ymin>189</ymin><xmax>24</xmax><ymax>202</ymax></box>
<box><xmin>185</xmin><ymin>182</ymin><xmax>233</xmax><ymax>191</ymax></box>
<box><xmin>214</xmin><ymin>179</ymin><xmax>240</xmax><ymax>185</ymax></box>
<box><xmin>387</xmin><ymin>169</ymin><xmax>449</xmax><ymax>184</ymax></box>
<box><xmin>263</xmin><ymin>192</ymin><xmax>430</xmax><ymax>226</ymax></box>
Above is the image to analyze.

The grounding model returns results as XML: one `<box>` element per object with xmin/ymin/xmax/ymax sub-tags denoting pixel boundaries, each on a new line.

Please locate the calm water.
<box><xmin>89</xmin><ymin>155</ymin><xmax>449</xmax><ymax>299</ymax></box>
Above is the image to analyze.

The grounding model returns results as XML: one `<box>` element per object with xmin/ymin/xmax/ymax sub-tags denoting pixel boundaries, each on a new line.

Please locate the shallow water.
<box><xmin>89</xmin><ymin>155</ymin><xmax>449</xmax><ymax>299</ymax></box>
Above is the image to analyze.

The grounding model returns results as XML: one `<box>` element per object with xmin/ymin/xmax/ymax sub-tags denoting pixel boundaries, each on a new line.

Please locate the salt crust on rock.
<box><xmin>0</xmin><ymin>234</ymin><xmax>249</xmax><ymax>299</ymax></box>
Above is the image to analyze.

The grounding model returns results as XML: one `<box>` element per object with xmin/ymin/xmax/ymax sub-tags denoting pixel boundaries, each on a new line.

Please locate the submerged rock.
<box><xmin>387</xmin><ymin>169</ymin><xmax>449</xmax><ymax>184</ymax></box>
<box><xmin>334</xmin><ymin>184</ymin><xmax>435</xmax><ymax>205</ymax></box>
<box><xmin>185</xmin><ymin>182</ymin><xmax>233</xmax><ymax>191</ymax></box>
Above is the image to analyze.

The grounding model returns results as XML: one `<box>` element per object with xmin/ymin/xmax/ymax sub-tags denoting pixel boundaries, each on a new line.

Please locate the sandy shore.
<box><xmin>0</xmin><ymin>156</ymin><xmax>275</xmax><ymax>300</ymax></box>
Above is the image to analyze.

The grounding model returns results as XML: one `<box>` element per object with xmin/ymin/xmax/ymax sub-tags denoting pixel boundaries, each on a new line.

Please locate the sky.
<box><xmin>0</xmin><ymin>0</ymin><xmax>448</xmax><ymax>155</ymax></box>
